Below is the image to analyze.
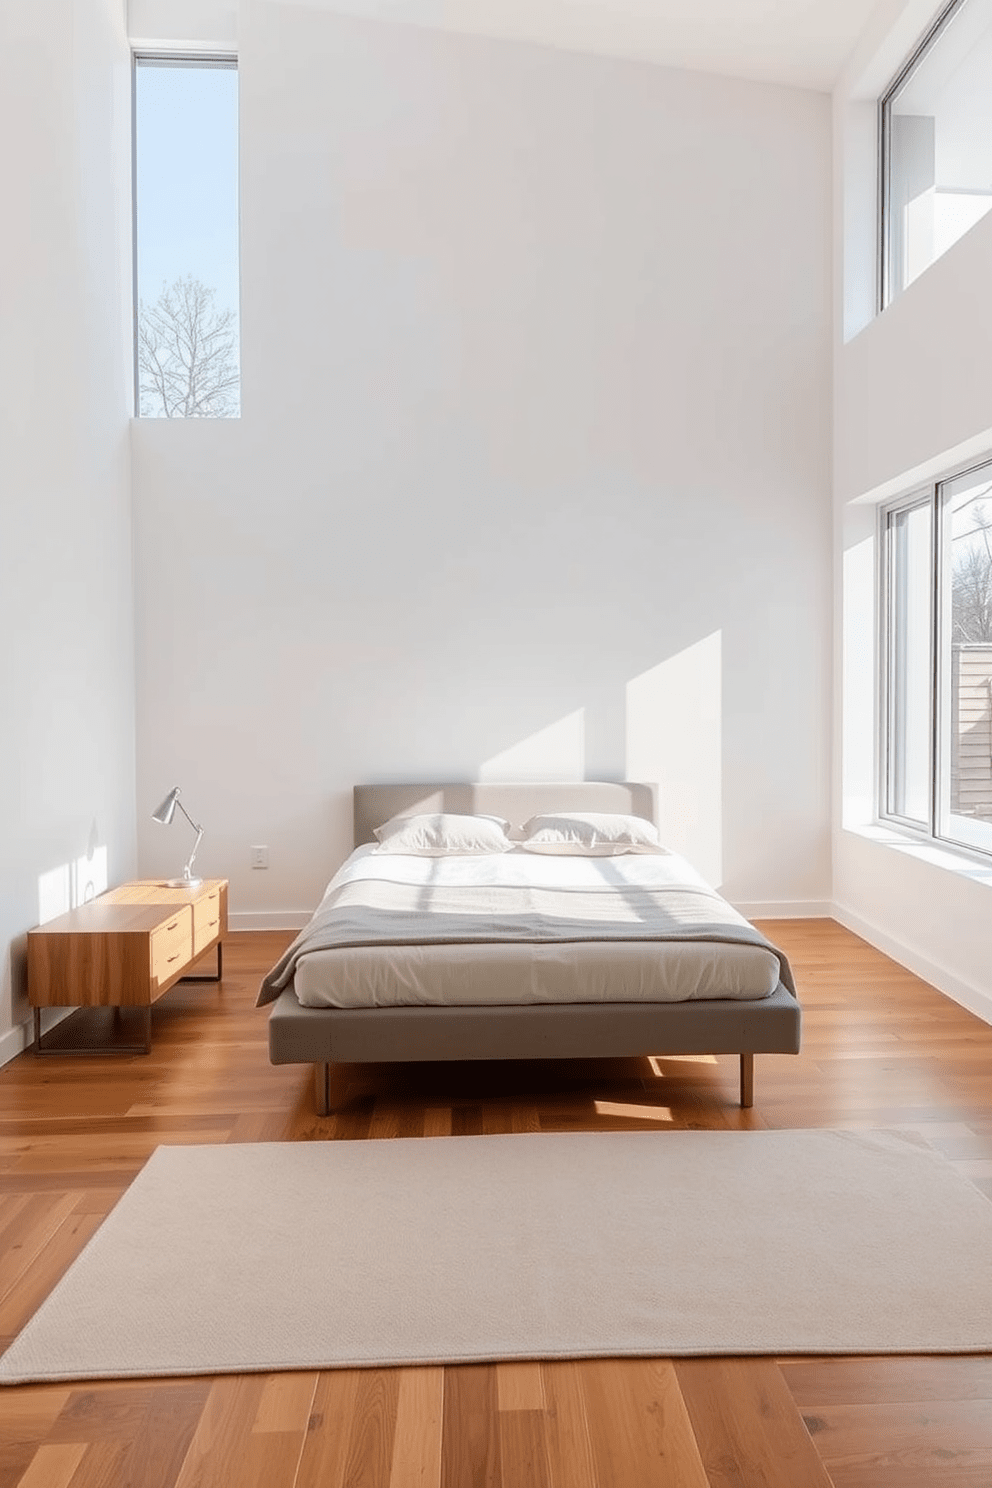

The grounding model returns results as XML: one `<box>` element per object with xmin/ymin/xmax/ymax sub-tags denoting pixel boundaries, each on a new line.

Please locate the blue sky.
<box><xmin>135</xmin><ymin>62</ymin><xmax>240</xmax><ymax>319</ymax></box>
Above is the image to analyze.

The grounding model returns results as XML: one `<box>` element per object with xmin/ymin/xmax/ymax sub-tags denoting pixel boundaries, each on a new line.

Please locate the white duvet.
<box><xmin>283</xmin><ymin>846</ymin><xmax>783</xmax><ymax>1011</ymax></box>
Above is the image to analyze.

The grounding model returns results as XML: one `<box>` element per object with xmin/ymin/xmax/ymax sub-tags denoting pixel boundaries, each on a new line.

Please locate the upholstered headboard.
<box><xmin>353</xmin><ymin>782</ymin><xmax>659</xmax><ymax>847</ymax></box>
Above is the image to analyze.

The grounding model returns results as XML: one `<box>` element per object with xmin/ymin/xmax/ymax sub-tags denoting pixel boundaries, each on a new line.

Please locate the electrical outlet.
<box><xmin>250</xmin><ymin>845</ymin><xmax>269</xmax><ymax>869</ymax></box>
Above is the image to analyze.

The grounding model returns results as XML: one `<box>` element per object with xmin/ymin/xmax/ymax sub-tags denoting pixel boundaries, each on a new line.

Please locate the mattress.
<box><xmin>285</xmin><ymin>847</ymin><xmax>781</xmax><ymax>1010</ymax></box>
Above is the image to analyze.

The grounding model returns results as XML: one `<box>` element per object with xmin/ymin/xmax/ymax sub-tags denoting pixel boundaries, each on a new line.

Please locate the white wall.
<box><xmin>0</xmin><ymin>0</ymin><xmax>137</xmax><ymax>1061</ymax></box>
<box><xmin>834</xmin><ymin>0</ymin><xmax>992</xmax><ymax>1020</ymax></box>
<box><xmin>132</xmin><ymin>4</ymin><xmax>833</xmax><ymax>922</ymax></box>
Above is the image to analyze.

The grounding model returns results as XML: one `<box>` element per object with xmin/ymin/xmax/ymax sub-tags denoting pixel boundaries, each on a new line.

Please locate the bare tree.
<box><xmin>953</xmin><ymin>502</ymin><xmax>992</xmax><ymax>644</ymax></box>
<box><xmin>138</xmin><ymin>275</ymin><xmax>240</xmax><ymax>417</ymax></box>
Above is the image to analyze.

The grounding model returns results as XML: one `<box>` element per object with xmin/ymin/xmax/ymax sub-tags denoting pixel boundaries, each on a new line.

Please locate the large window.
<box><xmin>881</xmin><ymin>461</ymin><xmax>992</xmax><ymax>856</ymax></box>
<box><xmin>881</xmin><ymin>0</ymin><xmax>992</xmax><ymax>308</ymax></box>
<box><xmin>133</xmin><ymin>56</ymin><xmax>240</xmax><ymax>417</ymax></box>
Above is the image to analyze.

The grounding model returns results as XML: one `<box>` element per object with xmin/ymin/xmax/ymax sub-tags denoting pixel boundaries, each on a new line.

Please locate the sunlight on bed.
<box><xmin>479</xmin><ymin>709</ymin><xmax>585</xmax><ymax>780</ymax></box>
<box><xmin>594</xmin><ymin>1101</ymin><xmax>673</xmax><ymax>1122</ymax></box>
<box><xmin>625</xmin><ymin>633</ymin><xmax>722</xmax><ymax>887</ymax></box>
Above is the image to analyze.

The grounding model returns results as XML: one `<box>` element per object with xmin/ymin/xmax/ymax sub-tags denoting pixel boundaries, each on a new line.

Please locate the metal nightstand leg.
<box><xmin>34</xmin><ymin>1005</ymin><xmax>153</xmax><ymax>1056</ymax></box>
<box><xmin>179</xmin><ymin>940</ymin><xmax>223</xmax><ymax>983</ymax></box>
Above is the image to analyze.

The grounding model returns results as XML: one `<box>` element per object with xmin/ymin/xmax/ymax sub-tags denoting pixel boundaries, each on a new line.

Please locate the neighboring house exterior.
<box><xmin>952</xmin><ymin>645</ymin><xmax>992</xmax><ymax>820</ymax></box>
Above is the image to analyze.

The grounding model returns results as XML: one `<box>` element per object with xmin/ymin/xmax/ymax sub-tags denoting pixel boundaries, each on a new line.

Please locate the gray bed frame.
<box><xmin>267</xmin><ymin>782</ymin><xmax>802</xmax><ymax>1113</ymax></box>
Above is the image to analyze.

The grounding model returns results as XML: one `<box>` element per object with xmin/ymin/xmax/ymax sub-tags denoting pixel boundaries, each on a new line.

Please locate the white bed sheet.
<box><xmin>293</xmin><ymin>847</ymin><xmax>780</xmax><ymax>1010</ymax></box>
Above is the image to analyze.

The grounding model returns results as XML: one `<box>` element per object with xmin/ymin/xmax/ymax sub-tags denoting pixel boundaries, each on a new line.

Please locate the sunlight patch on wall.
<box><xmin>37</xmin><ymin>865</ymin><xmax>71</xmax><ymax>926</ymax></box>
<box><xmin>37</xmin><ymin>846</ymin><xmax>108</xmax><ymax>926</ymax></box>
<box><xmin>625</xmin><ymin>633</ymin><xmax>722</xmax><ymax>886</ymax></box>
<box><xmin>479</xmin><ymin>709</ymin><xmax>585</xmax><ymax>781</ymax></box>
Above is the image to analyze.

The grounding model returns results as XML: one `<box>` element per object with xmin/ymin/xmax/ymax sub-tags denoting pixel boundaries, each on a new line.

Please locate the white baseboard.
<box><xmin>833</xmin><ymin>901</ymin><xmax>992</xmax><ymax>1028</ymax></box>
<box><xmin>0</xmin><ymin>1008</ymin><xmax>74</xmax><ymax>1071</ymax></box>
<box><xmin>0</xmin><ymin>1020</ymin><xmax>30</xmax><ymax>1068</ymax></box>
<box><xmin>229</xmin><ymin>911</ymin><xmax>311</xmax><ymax>932</ymax></box>
<box><xmin>733</xmin><ymin>901</ymin><xmax>834</xmax><ymax>920</ymax></box>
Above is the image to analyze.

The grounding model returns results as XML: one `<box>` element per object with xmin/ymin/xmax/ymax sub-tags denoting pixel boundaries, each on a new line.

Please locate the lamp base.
<box><xmin>166</xmin><ymin>877</ymin><xmax>203</xmax><ymax>889</ymax></box>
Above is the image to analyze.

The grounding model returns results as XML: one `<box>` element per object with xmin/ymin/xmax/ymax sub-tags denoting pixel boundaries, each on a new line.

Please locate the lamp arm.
<box><xmin>175</xmin><ymin>799</ymin><xmax>204</xmax><ymax>881</ymax></box>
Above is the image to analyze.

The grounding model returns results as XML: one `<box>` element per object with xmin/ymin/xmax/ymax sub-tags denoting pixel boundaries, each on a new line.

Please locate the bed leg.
<box><xmin>315</xmin><ymin>1063</ymin><xmax>330</xmax><ymax>1116</ymax></box>
<box><xmin>740</xmin><ymin>1052</ymin><xmax>754</xmax><ymax>1109</ymax></box>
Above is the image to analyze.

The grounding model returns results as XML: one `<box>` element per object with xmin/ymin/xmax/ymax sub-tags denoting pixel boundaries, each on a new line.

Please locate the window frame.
<box><xmin>878</xmin><ymin>453</ymin><xmax>992</xmax><ymax>864</ymax></box>
<box><xmin>131</xmin><ymin>50</ymin><xmax>239</xmax><ymax>418</ymax></box>
<box><xmin>878</xmin><ymin>0</ymin><xmax>971</xmax><ymax>313</ymax></box>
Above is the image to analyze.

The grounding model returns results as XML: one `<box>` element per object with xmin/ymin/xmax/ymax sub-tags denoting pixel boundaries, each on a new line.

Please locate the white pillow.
<box><xmin>517</xmin><ymin>811</ymin><xmax>664</xmax><ymax>856</ymax></box>
<box><xmin>373</xmin><ymin>812</ymin><xmax>513</xmax><ymax>856</ymax></box>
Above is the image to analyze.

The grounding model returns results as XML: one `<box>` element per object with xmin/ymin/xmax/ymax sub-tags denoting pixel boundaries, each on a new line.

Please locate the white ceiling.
<box><xmin>302</xmin><ymin>0</ymin><xmax>890</xmax><ymax>92</ymax></box>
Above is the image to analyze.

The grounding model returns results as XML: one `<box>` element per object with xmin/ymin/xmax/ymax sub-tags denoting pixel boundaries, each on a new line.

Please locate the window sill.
<box><xmin>843</xmin><ymin>821</ymin><xmax>992</xmax><ymax>887</ymax></box>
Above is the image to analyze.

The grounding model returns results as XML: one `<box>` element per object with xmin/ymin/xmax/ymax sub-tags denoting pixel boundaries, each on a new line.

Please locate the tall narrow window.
<box><xmin>938</xmin><ymin>467</ymin><xmax>992</xmax><ymax>851</ymax></box>
<box><xmin>881</xmin><ymin>0</ymin><xmax>992</xmax><ymax>308</ymax></box>
<box><xmin>134</xmin><ymin>56</ymin><xmax>240</xmax><ymax>417</ymax></box>
<box><xmin>881</xmin><ymin>459</ymin><xmax>992</xmax><ymax>859</ymax></box>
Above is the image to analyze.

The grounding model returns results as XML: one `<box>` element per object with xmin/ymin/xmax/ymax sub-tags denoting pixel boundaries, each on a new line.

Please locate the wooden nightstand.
<box><xmin>28</xmin><ymin>879</ymin><xmax>228</xmax><ymax>1054</ymax></box>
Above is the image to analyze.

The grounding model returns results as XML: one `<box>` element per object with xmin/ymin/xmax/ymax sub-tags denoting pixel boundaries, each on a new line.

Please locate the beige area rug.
<box><xmin>3</xmin><ymin>1128</ymin><xmax>992</xmax><ymax>1384</ymax></box>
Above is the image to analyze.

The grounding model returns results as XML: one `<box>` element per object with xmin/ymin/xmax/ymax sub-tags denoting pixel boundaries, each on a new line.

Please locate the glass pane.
<box><xmin>938</xmin><ymin>466</ymin><xmax>992</xmax><ymax>851</ymax></box>
<box><xmin>886</xmin><ymin>501</ymin><xmax>932</xmax><ymax>823</ymax></box>
<box><xmin>135</xmin><ymin>60</ymin><xmax>240</xmax><ymax>417</ymax></box>
<box><xmin>885</xmin><ymin>0</ymin><xmax>992</xmax><ymax>304</ymax></box>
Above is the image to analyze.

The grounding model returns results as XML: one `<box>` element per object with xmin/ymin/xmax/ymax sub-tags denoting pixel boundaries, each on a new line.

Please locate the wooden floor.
<box><xmin>2</xmin><ymin>920</ymin><xmax>992</xmax><ymax>1487</ymax></box>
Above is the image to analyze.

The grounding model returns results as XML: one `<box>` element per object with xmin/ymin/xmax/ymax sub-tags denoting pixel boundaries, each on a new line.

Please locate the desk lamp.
<box><xmin>151</xmin><ymin>787</ymin><xmax>203</xmax><ymax>888</ymax></box>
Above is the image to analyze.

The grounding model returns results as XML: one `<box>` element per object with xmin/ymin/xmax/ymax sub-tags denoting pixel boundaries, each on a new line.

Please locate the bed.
<box><xmin>260</xmin><ymin>782</ymin><xmax>801</xmax><ymax>1113</ymax></box>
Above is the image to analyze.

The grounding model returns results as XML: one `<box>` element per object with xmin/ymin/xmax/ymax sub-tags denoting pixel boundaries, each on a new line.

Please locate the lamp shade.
<box><xmin>151</xmin><ymin>788</ymin><xmax>180</xmax><ymax>826</ymax></box>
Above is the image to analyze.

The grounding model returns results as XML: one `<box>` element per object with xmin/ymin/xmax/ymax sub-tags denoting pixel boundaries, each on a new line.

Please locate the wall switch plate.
<box><xmin>250</xmin><ymin>845</ymin><xmax>269</xmax><ymax>869</ymax></box>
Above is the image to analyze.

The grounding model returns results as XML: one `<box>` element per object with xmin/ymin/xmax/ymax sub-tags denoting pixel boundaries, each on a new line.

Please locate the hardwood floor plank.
<box><xmin>441</xmin><ymin>1366</ymin><xmax>501</xmax><ymax>1488</ymax></box>
<box><xmin>0</xmin><ymin>1194</ymin><xmax>80</xmax><ymax>1310</ymax></box>
<box><xmin>581</xmin><ymin>1358</ymin><xmax>707</xmax><ymax>1488</ymax></box>
<box><xmin>423</xmin><ymin>1108</ymin><xmax>452</xmax><ymax>1139</ymax></box>
<box><xmin>171</xmin><ymin>1376</ymin><xmax>269</xmax><ymax>1488</ymax></box>
<box><xmin>251</xmin><ymin>1373</ymin><xmax>318</xmax><ymax>1435</ymax></box>
<box><xmin>0</xmin><ymin>1388</ymin><xmax>71</xmax><ymax>1488</ymax></box>
<box><xmin>339</xmin><ymin>1370</ymin><xmax>401</xmax><ymax>1488</ymax></box>
<box><xmin>798</xmin><ymin>1397</ymin><xmax>992</xmax><ymax>1460</ymax></box>
<box><xmin>540</xmin><ymin>1362</ymin><xmax>597</xmax><ymax>1488</ymax></box>
<box><xmin>451</xmin><ymin>1107</ymin><xmax>484</xmax><ymax>1139</ymax></box>
<box><xmin>117</xmin><ymin>1380</ymin><xmax>213</xmax><ymax>1488</ymax></box>
<box><xmin>781</xmin><ymin>1356</ymin><xmax>992</xmax><ymax>1407</ymax></box>
<box><xmin>227</xmin><ymin>1111</ymin><xmax>291</xmax><ymax>1143</ymax></box>
<box><xmin>11</xmin><ymin>1442</ymin><xmax>86</xmax><ymax>1488</ymax></box>
<box><xmin>389</xmin><ymin>1367</ymin><xmax>444</xmax><ymax>1488</ymax></box>
<box><xmin>674</xmin><ymin>1359</ymin><xmax>834</xmax><ymax>1488</ymax></box>
<box><xmin>817</xmin><ymin>1450</ymin><xmax>992</xmax><ymax>1488</ymax></box>
<box><xmin>59</xmin><ymin>1439</ymin><xmax>130</xmax><ymax>1488</ymax></box>
<box><xmin>225</xmin><ymin>1429</ymin><xmax>313</xmax><ymax>1488</ymax></box>
<box><xmin>295</xmin><ymin>1370</ymin><xmax>362</xmax><ymax>1488</ymax></box>
<box><xmin>496</xmin><ymin>1362</ymin><xmax>545</xmax><ymax>1413</ymax></box>
<box><xmin>498</xmin><ymin>1410</ymin><xmax>551</xmax><ymax>1488</ymax></box>
<box><xmin>166</xmin><ymin>1370</ymin><xmax>316</xmax><ymax>1488</ymax></box>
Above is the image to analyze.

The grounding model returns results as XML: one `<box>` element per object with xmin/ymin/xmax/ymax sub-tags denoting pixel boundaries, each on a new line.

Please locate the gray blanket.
<box><xmin>257</xmin><ymin>873</ymin><xmax>796</xmax><ymax>1006</ymax></box>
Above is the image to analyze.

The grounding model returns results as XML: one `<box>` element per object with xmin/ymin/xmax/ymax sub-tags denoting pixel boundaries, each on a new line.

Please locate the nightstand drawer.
<box><xmin>150</xmin><ymin>909</ymin><xmax>192</xmax><ymax>988</ymax></box>
<box><xmin>193</xmin><ymin>888</ymin><xmax>222</xmax><ymax>954</ymax></box>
